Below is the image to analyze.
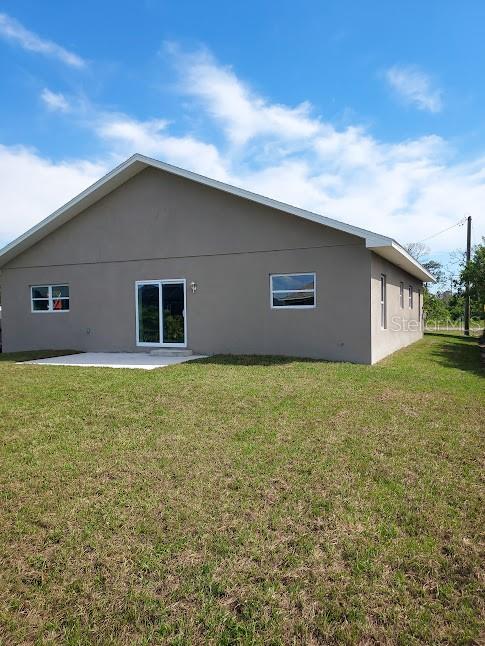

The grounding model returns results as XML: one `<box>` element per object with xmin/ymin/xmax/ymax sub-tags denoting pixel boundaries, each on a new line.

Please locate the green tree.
<box><xmin>423</xmin><ymin>291</ymin><xmax>449</xmax><ymax>323</ymax></box>
<box><xmin>405</xmin><ymin>241</ymin><xmax>445</xmax><ymax>288</ymax></box>
<box><xmin>447</xmin><ymin>292</ymin><xmax>465</xmax><ymax>322</ymax></box>
<box><xmin>422</xmin><ymin>259</ymin><xmax>445</xmax><ymax>285</ymax></box>
<box><xmin>460</xmin><ymin>238</ymin><xmax>485</xmax><ymax>310</ymax></box>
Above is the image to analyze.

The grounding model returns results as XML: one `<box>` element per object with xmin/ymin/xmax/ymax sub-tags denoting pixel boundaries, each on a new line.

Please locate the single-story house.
<box><xmin>0</xmin><ymin>154</ymin><xmax>435</xmax><ymax>363</ymax></box>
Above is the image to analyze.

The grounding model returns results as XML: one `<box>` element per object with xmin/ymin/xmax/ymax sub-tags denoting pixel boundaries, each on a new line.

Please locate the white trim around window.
<box><xmin>408</xmin><ymin>284</ymin><xmax>414</xmax><ymax>309</ymax></box>
<box><xmin>270</xmin><ymin>272</ymin><xmax>316</xmax><ymax>309</ymax></box>
<box><xmin>380</xmin><ymin>274</ymin><xmax>387</xmax><ymax>329</ymax></box>
<box><xmin>31</xmin><ymin>284</ymin><xmax>70</xmax><ymax>313</ymax></box>
<box><xmin>399</xmin><ymin>281</ymin><xmax>404</xmax><ymax>309</ymax></box>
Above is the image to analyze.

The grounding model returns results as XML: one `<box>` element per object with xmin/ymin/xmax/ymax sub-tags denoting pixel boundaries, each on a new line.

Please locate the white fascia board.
<box><xmin>368</xmin><ymin>239</ymin><xmax>436</xmax><ymax>282</ymax></box>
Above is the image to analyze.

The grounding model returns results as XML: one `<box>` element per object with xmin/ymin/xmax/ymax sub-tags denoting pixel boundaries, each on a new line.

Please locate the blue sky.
<box><xmin>1</xmin><ymin>0</ymin><xmax>484</xmax><ymax>274</ymax></box>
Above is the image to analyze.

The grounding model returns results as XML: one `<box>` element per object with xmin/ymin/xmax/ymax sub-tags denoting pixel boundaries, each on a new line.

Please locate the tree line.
<box><xmin>406</xmin><ymin>238</ymin><xmax>485</xmax><ymax>331</ymax></box>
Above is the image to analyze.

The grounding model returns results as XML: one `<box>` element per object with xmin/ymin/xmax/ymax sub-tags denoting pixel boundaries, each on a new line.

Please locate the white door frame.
<box><xmin>135</xmin><ymin>278</ymin><xmax>187</xmax><ymax>348</ymax></box>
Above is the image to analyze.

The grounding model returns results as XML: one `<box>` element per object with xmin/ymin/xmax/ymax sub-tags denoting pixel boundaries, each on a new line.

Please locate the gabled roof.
<box><xmin>0</xmin><ymin>153</ymin><xmax>435</xmax><ymax>281</ymax></box>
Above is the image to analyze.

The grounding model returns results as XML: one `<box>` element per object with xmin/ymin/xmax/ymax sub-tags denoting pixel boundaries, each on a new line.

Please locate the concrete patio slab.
<box><xmin>21</xmin><ymin>352</ymin><xmax>208</xmax><ymax>370</ymax></box>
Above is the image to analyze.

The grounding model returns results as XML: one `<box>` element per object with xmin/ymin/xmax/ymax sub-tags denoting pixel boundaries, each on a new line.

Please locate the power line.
<box><xmin>418</xmin><ymin>215</ymin><xmax>468</xmax><ymax>243</ymax></box>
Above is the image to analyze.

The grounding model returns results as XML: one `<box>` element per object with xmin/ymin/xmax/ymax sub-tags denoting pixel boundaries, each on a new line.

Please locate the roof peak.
<box><xmin>0</xmin><ymin>153</ymin><xmax>435</xmax><ymax>281</ymax></box>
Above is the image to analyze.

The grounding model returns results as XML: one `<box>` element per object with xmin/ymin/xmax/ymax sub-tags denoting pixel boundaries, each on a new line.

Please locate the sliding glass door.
<box><xmin>161</xmin><ymin>282</ymin><xmax>185</xmax><ymax>344</ymax></box>
<box><xmin>137</xmin><ymin>282</ymin><xmax>160</xmax><ymax>343</ymax></box>
<box><xmin>136</xmin><ymin>279</ymin><xmax>186</xmax><ymax>347</ymax></box>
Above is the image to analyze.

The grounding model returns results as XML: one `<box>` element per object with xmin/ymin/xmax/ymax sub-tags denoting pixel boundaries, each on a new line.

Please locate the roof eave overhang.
<box><xmin>367</xmin><ymin>240</ymin><xmax>436</xmax><ymax>283</ymax></box>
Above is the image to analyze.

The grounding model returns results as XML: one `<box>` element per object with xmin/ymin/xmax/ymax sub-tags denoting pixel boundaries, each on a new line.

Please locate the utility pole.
<box><xmin>464</xmin><ymin>215</ymin><xmax>472</xmax><ymax>336</ymax></box>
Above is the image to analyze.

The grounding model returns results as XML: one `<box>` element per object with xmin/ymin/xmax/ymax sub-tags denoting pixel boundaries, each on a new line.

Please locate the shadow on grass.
<box><xmin>427</xmin><ymin>335</ymin><xmax>484</xmax><ymax>377</ymax></box>
<box><xmin>424</xmin><ymin>331</ymin><xmax>479</xmax><ymax>342</ymax></box>
<box><xmin>189</xmin><ymin>354</ymin><xmax>326</xmax><ymax>367</ymax></box>
<box><xmin>0</xmin><ymin>349</ymin><xmax>80</xmax><ymax>363</ymax></box>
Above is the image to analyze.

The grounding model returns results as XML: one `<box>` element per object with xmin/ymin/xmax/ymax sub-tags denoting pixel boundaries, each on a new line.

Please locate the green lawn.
<box><xmin>0</xmin><ymin>334</ymin><xmax>483</xmax><ymax>645</ymax></box>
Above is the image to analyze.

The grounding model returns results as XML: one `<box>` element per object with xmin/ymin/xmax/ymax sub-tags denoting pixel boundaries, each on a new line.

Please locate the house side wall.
<box><xmin>6</xmin><ymin>167</ymin><xmax>364</xmax><ymax>269</ymax></box>
<box><xmin>370</xmin><ymin>252</ymin><xmax>424</xmax><ymax>363</ymax></box>
<box><xmin>1</xmin><ymin>167</ymin><xmax>373</xmax><ymax>363</ymax></box>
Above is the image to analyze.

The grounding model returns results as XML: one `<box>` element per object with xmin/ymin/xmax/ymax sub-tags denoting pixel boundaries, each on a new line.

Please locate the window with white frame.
<box><xmin>380</xmin><ymin>274</ymin><xmax>387</xmax><ymax>329</ymax></box>
<box><xmin>399</xmin><ymin>282</ymin><xmax>404</xmax><ymax>308</ymax></box>
<box><xmin>270</xmin><ymin>273</ymin><xmax>316</xmax><ymax>308</ymax></box>
<box><xmin>408</xmin><ymin>285</ymin><xmax>413</xmax><ymax>309</ymax></box>
<box><xmin>31</xmin><ymin>285</ymin><xmax>69</xmax><ymax>312</ymax></box>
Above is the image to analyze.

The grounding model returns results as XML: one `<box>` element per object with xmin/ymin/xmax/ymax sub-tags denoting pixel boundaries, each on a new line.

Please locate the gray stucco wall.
<box><xmin>1</xmin><ymin>167</ymin><xmax>373</xmax><ymax>362</ymax></box>
<box><xmin>370</xmin><ymin>253</ymin><xmax>424</xmax><ymax>364</ymax></box>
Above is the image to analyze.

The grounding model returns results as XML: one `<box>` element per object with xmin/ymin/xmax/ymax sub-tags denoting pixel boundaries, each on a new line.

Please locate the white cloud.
<box><xmin>0</xmin><ymin>110</ymin><xmax>230</xmax><ymax>248</ymax></box>
<box><xmin>233</xmin><ymin>132</ymin><xmax>484</xmax><ymax>252</ymax></box>
<box><xmin>0</xmin><ymin>145</ymin><xmax>104</xmax><ymax>245</ymax></box>
<box><xmin>0</xmin><ymin>46</ymin><xmax>484</xmax><ymax>256</ymax></box>
<box><xmin>94</xmin><ymin>114</ymin><xmax>230</xmax><ymax>180</ymax></box>
<box><xmin>385</xmin><ymin>65</ymin><xmax>443</xmax><ymax>113</ymax></box>
<box><xmin>172</xmin><ymin>46</ymin><xmax>320</xmax><ymax>146</ymax></box>
<box><xmin>41</xmin><ymin>88</ymin><xmax>71</xmax><ymax>112</ymax></box>
<box><xmin>161</xmin><ymin>49</ymin><xmax>483</xmax><ymax>251</ymax></box>
<box><xmin>0</xmin><ymin>13</ymin><xmax>85</xmax><ymax>68</ymax></box>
